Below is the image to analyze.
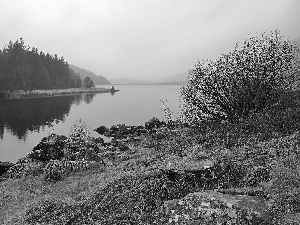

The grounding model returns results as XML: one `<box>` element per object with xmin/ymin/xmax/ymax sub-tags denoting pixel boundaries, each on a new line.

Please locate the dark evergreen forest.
<box><xmin>0</xmin><ymin>38</ymin><xmax>82</xmax><ymax>91</ymax></box>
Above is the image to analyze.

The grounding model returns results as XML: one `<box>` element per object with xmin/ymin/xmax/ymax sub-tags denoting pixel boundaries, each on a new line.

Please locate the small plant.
<box><xmin>161</xmin><ymin>100</ymin><xmax>176</xmax><ymax>122</ymax></box>
<box><xmin>64</xmin><ymin>121</ymin><xmax>101</xmax><ymax>161</ymax></box>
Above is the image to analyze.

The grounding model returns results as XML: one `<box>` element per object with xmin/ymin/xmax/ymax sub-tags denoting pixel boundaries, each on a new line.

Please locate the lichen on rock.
<box><xmin>155</xmin><ymin>190</ymin><xmax>272</xmax><ymax>224</ymax></box>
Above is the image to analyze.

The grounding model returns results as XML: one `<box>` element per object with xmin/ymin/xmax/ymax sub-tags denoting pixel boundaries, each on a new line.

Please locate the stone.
<box><xmin>0</xmin><ymin>161</ymin><xmax>14</xmax><ymax>176</ymax></box>
<box><xmin>95</xmin><ymin>123</ymin><xmax>149</xmax><ymax>141</ymax></box>
<box><xmin>155</xmin><ymin>191</ymin><xmax>272</xmax><ymax>224</ymax></box>
<box><xmin>2</xmin><ymin>158</ymin><xmax>46</xmax><ymax>179</ymax></box>
<box><xmin>133</xmin><ymin>136</ymin><xmax>143</xmax><ymax>141</ymax></box>
<box><xmin>151</xmin><ymin>127</ymin><xmax>168</xmax><ymax>140</ymax></box>
<box><xmin>94</xmin><ymin>125</ymin><xmax>109</xmax><ymax>135</ymax></box>
<box><xmin>145</xmin><ymin>117</ymin><xmax>166</xmax><ymax>131</ymax></box>
<box><xmin>43</xmin><ymin>160</ymin><xmax>104</xmax><ymax>181</ymax></box>
<box><xmin>216</xmin><ymin>187</ymin><xmax>268</xmax><ymax>199</ymax></box>
<box><xmin>27</xmin><ymin>134</ymin><xmax>67</xmax><ymax>162</ymax></box>
<box><xmin>159</xmin><ymin>155</ymin><xmax>240</xmax><ymax>190</ymax></box>
<box><xmin>93</xmin><ymin>137</ymin><xmax>105</xmax><ymax>145</ymax></box>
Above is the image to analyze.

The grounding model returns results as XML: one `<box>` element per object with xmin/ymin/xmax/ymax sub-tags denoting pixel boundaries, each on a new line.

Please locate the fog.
<box><xmin>0</xmin><ymin>0</ymin><xmax>299</xmax><ymax>80</ymax></box>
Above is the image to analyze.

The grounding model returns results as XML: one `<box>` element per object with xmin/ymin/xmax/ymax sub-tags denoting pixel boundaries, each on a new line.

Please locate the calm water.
<box><xmin>0</xmin><ymin>85</ymin><xmax>182</xmax><ymax>163</ymax></box>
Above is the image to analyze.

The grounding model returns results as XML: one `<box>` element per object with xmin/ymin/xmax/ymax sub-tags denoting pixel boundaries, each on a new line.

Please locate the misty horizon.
<box><xmin>1</xmin><ymin>0</ymin><xmax>300</xmax><ymax>81</ymax></box>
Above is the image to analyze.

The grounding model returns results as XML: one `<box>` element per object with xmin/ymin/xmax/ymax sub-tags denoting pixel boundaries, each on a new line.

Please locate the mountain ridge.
<box><xmin>110</xmin><ymin>72</ymin><xmax>188</xmax><ymax>85</ymax></box>
<box><xmin>70</xmin><ymin>64</ymin><xmax>111</xmax><ymax>85</ymax></box>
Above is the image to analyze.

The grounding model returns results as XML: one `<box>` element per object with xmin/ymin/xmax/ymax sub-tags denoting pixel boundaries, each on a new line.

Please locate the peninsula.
<box><xmin>1</xmin><ymin>87</ymin><xmax>119</xmax><ymax>100</ymax></box>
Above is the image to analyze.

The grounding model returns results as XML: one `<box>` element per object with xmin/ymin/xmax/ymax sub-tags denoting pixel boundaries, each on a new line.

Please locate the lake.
<box><xmin>0</xmin><ymin>85</ymin><xmax>182</xmax><ymax>163</ymax></box>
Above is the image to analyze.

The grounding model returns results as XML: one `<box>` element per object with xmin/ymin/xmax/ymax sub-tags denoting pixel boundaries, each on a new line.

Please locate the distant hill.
<box><xmin>110</xmin><ymin>72</ymin><xmax>188</xmax><ymax>85</ymax></box>
<box><xmin>109</xmin><ymin>78</ymin><xmax>147</xmax><ymax>85</ymax></box>
<box><xmin>155</xmin><ymin>72</ymin><xmax>188</xmax><ymax>84</ymax></box>
<box><xmin>70</xmin><ymin>65</ymin><xmax>111</xmax><ymax>85</ymax></box>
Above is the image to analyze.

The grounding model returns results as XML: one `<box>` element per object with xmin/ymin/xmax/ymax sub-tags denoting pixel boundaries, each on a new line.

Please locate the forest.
<box><xmin>70</xmin><ymin>64</ymin><xmax>111</xmax><ymax>85</ymax></box>
<box><xmin>0</xmin><ymin>38</ymin><xmax>82</xmax><ymax>91</ymax></box>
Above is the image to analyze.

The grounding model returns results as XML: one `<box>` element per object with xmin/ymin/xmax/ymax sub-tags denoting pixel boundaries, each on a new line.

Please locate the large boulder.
<box><xmin>94</xmin><ymin>125</ymin><xmax>109</xmax><ymax>135</ymax></box>
<box><xmin>2</xmin><ymin>158</ymin><xmax>46</xmax><ymax>179</ymax></box>
<box><xmin>154</xmin><ymin>191</ymin><xmax>272</xmax><ymax>224</ymax></box>
<box><xmin>145</xmin><ymin>117</ymin><xmax>166</xmax><ymax>131</ymax></box>
<box><xmin>0</xmin><ymin>161</ymin><xmax>14</xmax><ymax>177</ymax></box>
<box><xmin>159</xmin><ymin>155</ymin><xmax>236</xmax><ymax>189</ymax></box>
<box><xmin>95</xmin><ymin>124</ymin><xmax>147</xmax><ymax>140</ymax></box>
<box><xmin>27</xmin><ymin>134</ymin><xmax>67</xmax><ymax>162</ymax></box>
<box><xmin>43</xmin><ymin>160</ymin><xmax>105</xmax><ymax>181</ymax></box>
<box><xmin>111</xmin><ymin>139</ymin><xmax>130</xmax><ymax>151</ymax></box>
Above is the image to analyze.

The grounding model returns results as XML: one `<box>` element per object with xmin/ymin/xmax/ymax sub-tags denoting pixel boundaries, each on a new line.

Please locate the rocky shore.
<box><xmin>0</xmin><ymin>87</ymin><xmax>119</xmax><ymax>99</ymax></box>
<box><xmin>1</xmin><ymin>89</ymin><xmax>300</xmax><ymax>225</ymax></box>
<box><xmin>0</xmin><ymin>118</ymin><xmax>284</xmax><ymax>224</ymax></box>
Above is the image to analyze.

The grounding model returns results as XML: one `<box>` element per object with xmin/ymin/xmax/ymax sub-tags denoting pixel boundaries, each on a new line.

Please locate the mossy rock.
<box><xmin>27</xmin><ymin>134</ymin><xmax>67</xmax><ymax>162</ymax></box>
<box><xmin>2</xmin><ymin>158</ymin><xmax>46</xmax><ymax>179</ymax></box>
<box><xmin>154</xmin><ymin>190</ymin><xmax>272</xmax><ymax>224</ymax></box>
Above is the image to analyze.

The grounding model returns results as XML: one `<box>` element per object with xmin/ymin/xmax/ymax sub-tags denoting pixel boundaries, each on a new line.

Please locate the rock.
<box><xmin>109</xmin><ymin>125</ymin><xmax>120</xmax><ymax>137</ymax></box>
<box><xmin>111</xmin><ymin>139</ymin><xmax>130</xmax><ymax>151</ymax></box>
<box><xmin>151</xmin><ymin>127</ymin><xmax>169</xmax><ymax>140</ymax></box>
<box><xmin>145</xmin><ymin>117</ymin><xmax>166</xmax><ymax>131</ymax></box>
<box><xmin>93</xmin><ymin>137</ymin><xmax>105</xmax><ymax>145</ymax></box>
<box><xmin>43</xmin><ymin>160</ymin><xmax>105</xmax><ymax>181</ymax></box>
<box><xmin>155</xmin><ymin>191</ymin><xmax>272</xmax><ymax>224</ymax></box>
<box><xmin>133</xmin><ymin>136</ymin><xmax>143</xmax><ymax>141</ymax></box>
<box><xmin>216</xmin><ymin>187</ymin><xmax>269</xmax><ymax>199</ymax></box>
<box><xmin>95</xmin><ymin>123</ymin><xmax>149</xmax><ymax>141</ymax></box>
<box><xmin>117</xmin><ymin>123</ymin><xmax>127</xmax><ymax>133</ymax></box>
<box><xmin>136</xmin><ymin>126</ymin><xmax>148</xmax><ymax>134</ymax></box>
<box><xmin>94</xmin><ymin>125</ymin><xmax>109</xmax><ymax>135</ymax></box>
<box><xmin>0</xmin><ymin>161</ymin><xmax>14</xmax><ymax>176</ymax></box>
<box><xmin>27</xmin><ymin>134</ymin><xmax>67</xmax><ymax>162</ymax></box>
<box><xmin>242</xmin><ymin>165</ymin><xmax>272</xmax><ymax>187</ymax></box>
<box><xmin>162</xmin><ymin>155</ymin><xmax>215</xmax><ymax>171</ymax></box>
<box><xmin>3</xmin><ymin>158</ymin><xmax>46</xmax><ymax>179</ymax></box>
<box><xmin>160</xmin><ymin>156</ymin><xmax>235</xmax><ymax>189</ymax></box>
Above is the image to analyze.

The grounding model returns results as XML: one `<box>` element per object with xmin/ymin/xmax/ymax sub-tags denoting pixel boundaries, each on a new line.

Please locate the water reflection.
<box><xmin>83</xmin><ymin>93</ymin><xmax>95</xmax><ymax>104</ymax></box>
<box><xmin>0</xmin><ymin>93</ymin><xmax>96</xmax><ymax>140</ymax></box>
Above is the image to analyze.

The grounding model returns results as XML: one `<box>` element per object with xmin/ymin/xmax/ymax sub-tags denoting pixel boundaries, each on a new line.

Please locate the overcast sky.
<box><xmin>0</xmin><ymin>0</ymin><xmax>299</xmax><ymax>80</ymax></box>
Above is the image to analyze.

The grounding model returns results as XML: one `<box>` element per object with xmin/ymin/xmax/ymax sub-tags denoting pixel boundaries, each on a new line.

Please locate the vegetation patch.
<box><xmin>1</xmin><ymin>30</ymin><xmax>300</xmax><ymax>224</ymax></box>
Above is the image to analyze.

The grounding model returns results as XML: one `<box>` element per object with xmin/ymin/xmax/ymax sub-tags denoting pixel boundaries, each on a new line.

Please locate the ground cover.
<box><xmin>1</xmin><ymin>90</ymin><xmax>300</xmax><ymax>224</ymax></box>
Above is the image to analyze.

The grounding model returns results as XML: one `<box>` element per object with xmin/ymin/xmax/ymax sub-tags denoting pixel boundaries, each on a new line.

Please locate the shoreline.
<box><xmin>1</xmin><ymin>87</ymin><xmax>119</xmax><ymax>100</ymax></box>
<box><xmin>0</xmin><ymin>93</ymin><xmax>299</xmax><ymax>223</ymax></box>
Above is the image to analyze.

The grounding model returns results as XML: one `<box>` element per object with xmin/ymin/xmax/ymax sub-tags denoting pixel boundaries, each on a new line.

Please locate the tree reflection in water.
<box><xmin>0</xmin><ymin>93</ymin><xmax>96</xmax><ymax>140</ymax></box>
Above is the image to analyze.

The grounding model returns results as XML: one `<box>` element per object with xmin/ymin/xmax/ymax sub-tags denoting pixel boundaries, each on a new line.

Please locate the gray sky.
<box><xmin>0</xmin><ymin>0</ymin><xmax>299</xmax><ymax>80</ymax></box>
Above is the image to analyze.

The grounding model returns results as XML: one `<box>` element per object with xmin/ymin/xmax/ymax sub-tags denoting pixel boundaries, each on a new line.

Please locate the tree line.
<box><xmin>0</xmin><ymin>38</ymin><xmax>82</xmax><ymax>91</ymax></box>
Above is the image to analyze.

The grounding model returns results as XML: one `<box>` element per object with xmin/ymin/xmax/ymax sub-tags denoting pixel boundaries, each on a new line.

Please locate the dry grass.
<box><xmin>1</xmin><ymin>91</ymin><xmax>300</xmax><ymax>224</ymax></box>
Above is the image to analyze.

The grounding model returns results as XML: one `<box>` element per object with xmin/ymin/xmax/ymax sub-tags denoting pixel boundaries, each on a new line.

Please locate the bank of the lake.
<box><xmin>1</xmin><ymin>87</ymin><xmax>118</xmax><ymax>100</ymax></box>
<box><xmin>0</xmin><ymin>85</ymin><xmax>181</xmax><ymax>163</ymax></box>
<box><xmin>1</xmin><ymin>89</ymin><xmax>300</xmax><ymax>224</ymax></box>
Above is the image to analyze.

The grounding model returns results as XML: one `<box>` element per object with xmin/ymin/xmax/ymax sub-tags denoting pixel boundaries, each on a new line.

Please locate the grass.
<box><xmin>1</xmin><ymin>90</ymin><xmax>300</xmax><ymax>224</ymax></box>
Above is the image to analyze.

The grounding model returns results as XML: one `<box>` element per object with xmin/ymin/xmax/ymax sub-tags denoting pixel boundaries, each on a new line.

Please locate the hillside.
<box><xmin>109</xmin><ymin>77</ymin><xmax>146</xmax><ymax>85</ymax></box>
<box><xmin>155</xmin><ymin>72</ymin><xmax>188</xmax><ymax>83</ymax></box>
<box><xmin>70</xmin><ymin>65</ymin><xmax>111</xmax><ymax>85</ymax></box>
<box><xmin>110</xmin><ymin>72</ymin><xmax>188</xmax><ymax>85</ymax></box>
